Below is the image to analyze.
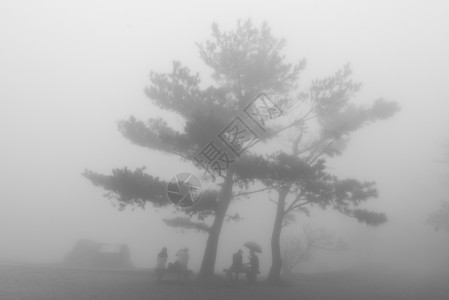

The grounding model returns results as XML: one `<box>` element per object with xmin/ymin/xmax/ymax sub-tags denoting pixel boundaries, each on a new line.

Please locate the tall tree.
<box><xmin>83</xmin><ymin>20</ymin><xmax>308</xmax><ymax>280</ymax></box>
<box><xmin>263</xmin><ymin>65</ymin><xmax>398</xmax><ymax>283</ymax></box>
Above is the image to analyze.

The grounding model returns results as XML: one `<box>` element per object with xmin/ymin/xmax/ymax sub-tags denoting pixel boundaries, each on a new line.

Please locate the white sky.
<box><xmin>1</xmin><ymin>0</ymin><xmax>449</xmax><ymax>274</ymax></box>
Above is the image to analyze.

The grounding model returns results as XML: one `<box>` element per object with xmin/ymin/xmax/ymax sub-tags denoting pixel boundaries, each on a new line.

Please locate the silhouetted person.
<box><xmin>230</xmin><ymin>249</ymin><xmax>243</xmax><ymax>280</ymax></box>
<box><xmin>246</xmin><ymin>249</ymin><xmax>259</xmax><ymax>283</ymax></box>
<box><xmin>155</xmin><ymin>247</ymin><xmax>168</xmax><ymax>281</ymax></box>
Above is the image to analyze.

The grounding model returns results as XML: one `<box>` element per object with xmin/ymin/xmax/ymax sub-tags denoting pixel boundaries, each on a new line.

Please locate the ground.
<box><xmin>0</xmin><ymin>263</ymin><xmax>448</xmax><ymax>300</ymax></box>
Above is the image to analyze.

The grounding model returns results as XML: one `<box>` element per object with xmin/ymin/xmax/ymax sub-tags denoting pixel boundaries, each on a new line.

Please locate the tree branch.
<box><xmin>330</xmin><ymin>199</ymin><xmax>353</xmax><ymax>218</ymax></box>
<box><xmin>163</xmin><ymin>217</ymin><xmax>211</xmax><ymax>233</ymax></box>
<box><xmin>232</xmin><ymin>184</ymin><xmax>281</xmax><ymax>197</ymax></box>
<box><xmin>284</xmin><ymin>200</ymin><xmax>311</xmax><ymax>215</ymax></box>
<box><xmin>307</xmin><ymin>137</ymin><xmax>338</xmax><ymax>164</ymax></box>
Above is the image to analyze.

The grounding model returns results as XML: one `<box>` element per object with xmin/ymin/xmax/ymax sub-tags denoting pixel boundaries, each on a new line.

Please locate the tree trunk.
<box><xmin>198</xmin><ymin>170</ymin><xmax>234</xmax><ymax>281</ymax></box>
<box><xmin>197</xmin><ymin>202</ymin><xmax>228</xmax><ymax>280</ymax></box>
<box><xmin>267</xmin><ymin>188</ymin><xmax>289</xmax><ymax>284</ymax></box>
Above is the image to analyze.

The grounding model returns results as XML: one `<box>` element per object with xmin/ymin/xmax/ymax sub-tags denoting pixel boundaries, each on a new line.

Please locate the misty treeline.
<box><xmin>83</xmin><ymin>20</ymin><xmax>399</xmax><ymax>283</ymax></box>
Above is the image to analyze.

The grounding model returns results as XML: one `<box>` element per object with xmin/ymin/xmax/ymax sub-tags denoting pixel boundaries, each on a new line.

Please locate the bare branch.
<box><xmin>232</xmin><ymin>184</ymin><xmax>281</xmax><ymax>197</ymax></box>
<box><xmin>284</xmin><ymin>189</ymin><xmax>307</xmax><ymax>213</ymax></box>
<box><xmin>284</xmin><ymin>200</ymin><xmax>311</xmax><ymax>215</ymax></box>
<box><xmin>269</xmin><ymin>197</ymin><xmax>279</xmax><ymax>205</ymax></box>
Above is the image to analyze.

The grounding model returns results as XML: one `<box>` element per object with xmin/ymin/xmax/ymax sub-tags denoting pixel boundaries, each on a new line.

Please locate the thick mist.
<box><xmin>1</xmin><ymin>0</ymin><xmax>448</xmax><ymax>290</ymax></box>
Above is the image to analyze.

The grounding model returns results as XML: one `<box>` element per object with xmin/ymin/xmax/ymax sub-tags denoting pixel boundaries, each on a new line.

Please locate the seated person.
<box><xmin>229</xmin><ymin>249</ymin><xmax>243</xmax><ymax>279</ymax></box>
<box><xmin>175</xmin><ymin>248</ymin><xmax>190</xmax><ymax>280</ymax></box>
<box><xmin>176</xmin><ymin>247</ymin><xmax>189</xmax><ymax>269</ymax></box>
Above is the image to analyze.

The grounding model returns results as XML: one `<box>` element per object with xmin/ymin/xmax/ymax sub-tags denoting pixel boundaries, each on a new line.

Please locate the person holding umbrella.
<box><xmin>243</xmin><ymin>241</ymin><xmax>261</xmax><ymax>283</ymax></box>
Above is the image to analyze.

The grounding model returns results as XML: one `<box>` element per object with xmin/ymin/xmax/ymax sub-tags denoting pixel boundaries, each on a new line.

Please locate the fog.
<box><xmin>1</xmin><ymin>0</ymin><xmax>449</xmax><ymax>284</ymax></box>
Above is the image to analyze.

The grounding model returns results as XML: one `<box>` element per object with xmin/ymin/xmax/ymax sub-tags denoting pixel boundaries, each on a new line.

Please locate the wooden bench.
<box><xmin>223</xmin><ymin>268</ymin><xmax>260</xmax><ymax>281</ymax></box>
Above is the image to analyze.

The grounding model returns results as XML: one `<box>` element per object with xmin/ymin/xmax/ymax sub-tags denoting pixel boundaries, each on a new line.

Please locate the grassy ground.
<box><xmin>0</xmin><ymin>263</ymin><xmax>448</xmax><ymax>300</ymax></box>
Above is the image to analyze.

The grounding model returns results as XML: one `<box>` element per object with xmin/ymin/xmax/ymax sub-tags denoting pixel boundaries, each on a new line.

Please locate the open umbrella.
<box><xmin>244</xmin><ymin>241</ymin><xmax>262</xmax><ymax>253</ymax></box>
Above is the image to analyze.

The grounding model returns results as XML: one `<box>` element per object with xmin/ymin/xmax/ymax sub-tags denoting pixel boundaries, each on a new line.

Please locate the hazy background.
<box><xmin>1</xmin><ymin>0</ymin><xmax>448</xmax><ymax>277</ymax></box>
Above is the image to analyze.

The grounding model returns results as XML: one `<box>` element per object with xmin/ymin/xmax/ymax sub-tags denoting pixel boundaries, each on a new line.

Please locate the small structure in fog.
<box><xmin>64</xmin><ymin>239</ymin><xmax>133</xmax><ymax>269</ymax></box>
